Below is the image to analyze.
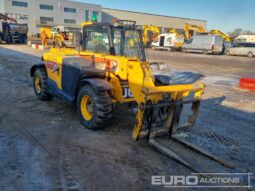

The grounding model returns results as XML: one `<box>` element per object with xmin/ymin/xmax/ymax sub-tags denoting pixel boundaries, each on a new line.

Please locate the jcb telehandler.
<box><xmin>31</xmin><ymin>20</ymin><xmax>223</xmax><ymax>171</ymax></box>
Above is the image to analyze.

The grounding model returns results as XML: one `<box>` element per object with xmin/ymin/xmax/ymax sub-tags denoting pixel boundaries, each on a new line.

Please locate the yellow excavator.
<box><xmin>142</xmin><ymin>25</ymin><xmax>161</xmax><ymax>47</ymax></box>
<box><xmin>30</xmin><ymin>20</ymin><xmax>235</xmax><ymax>171</ymax></box>
<box><xmin>209</xmin><ymin>29</ymin><xmax>231</xmax><ymax>42</ymax></box>
<box><xmin>40</xmin><ymin>26</ymin><xmax>72</xmax><ymax>47</ymax></box>
<box><xmin>184</xmin><ymin>23</ymin><xmax>207</xmax><ymax>40</ymax></box>
<box><xmin>184</xmin><ymin>23</ymin><xmax>231</xmax><ymax>43</ymax></box>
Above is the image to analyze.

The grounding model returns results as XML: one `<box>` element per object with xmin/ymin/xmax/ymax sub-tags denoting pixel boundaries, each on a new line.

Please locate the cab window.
<box><xmin>84</xmin><ymin>26</ymin><xmax>110</xmax><ymax>54</ymax></box>
<box><xmin>166</xmin><ymin>37</ymin><xmax>172</xmax><ymax>43</ymax></box>
<box><xmin>113</xmin><ymin>30</ymin><xmax>121</xmax><ymax>55</ymax></box>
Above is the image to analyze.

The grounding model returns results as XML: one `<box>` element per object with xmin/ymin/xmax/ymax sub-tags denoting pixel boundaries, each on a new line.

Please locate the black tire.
<box><xmin>33</xmin><ymin>68</ymin><xmax>52</xmax><ymax>101</ymax></box>
<box><xmin>19</xmin><ymin>35</ymin><xmax>23</xmax><ymax>43</ymax></box>
<box><xmin>168</xmin><ymin>47</ymin><xmax>174</xmax><ymax>52</ymax></box>
<box><xmin>23</xmin><ymin>36</ymin><xmax>27</xmax><ymax>44</ymax></box>
<box><xmin>182</xmin><ymin>48</ymin><xmax>187</xmax><ymax>53</ymax></box>
<box><xmin>78</xmin><ymin>85</ymin><xmax>112</xmax><ymax>130</ymax></box>
<box><xmin>6</xmin><ymin>36</ymin><xmax>12</xmax><ymax>44</ymax></box>
<box><xmin>225</xmin><ymin>50</ymin><xmax>231</xmax><ymax>56</ymax></box>
<box><xmin>247</xmin><ymin>52</ymin><xmax>253</xmax><ymax>58</ymax></box>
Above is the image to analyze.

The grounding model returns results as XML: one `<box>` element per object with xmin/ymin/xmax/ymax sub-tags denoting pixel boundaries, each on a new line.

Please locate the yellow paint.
<box><xmin>34</xmin><ymin>74</ymin><xmax>41</xmax><ymax>94</ymax></box>
<box><xmin>80</xmin><ymin>95</ymin><xmax>93</xmax><ymax>121</ymax></box>
<box><xmin>43</xmin><ymin>48</ymin><xmax>77</xmax><ymax>89</ymax></box>
<box><xmin>42</xmin><ymin>21</ymin><xmax>206</xmax><ymax>141</ymax></box>
<box><xmin>142</xmin><ymin>25</ymin><xmax>160</xmax><ymax>45</ymax></box>
<box><xmin>132</xmin><ymin>108</ymin><xmax>144</xmax><ymax>140</ymax></box>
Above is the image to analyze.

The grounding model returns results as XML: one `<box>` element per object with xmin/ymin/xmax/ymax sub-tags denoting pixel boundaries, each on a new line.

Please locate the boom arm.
<box><xmin>184</xmin><ymin>23</ymin><xmax>206</xmax><ymax>40</ymax></box>
<box><xmin>143</xmin><ymin>25</ymin><xmax>160</xmax><ymax>46</ymax></box>
<box><xmin>209</xmin><ymin>29</ymin><xmax>231</xmax><ymax>42</ymax></box>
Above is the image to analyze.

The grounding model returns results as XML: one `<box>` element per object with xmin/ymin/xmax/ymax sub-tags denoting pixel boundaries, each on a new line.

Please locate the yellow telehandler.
<box><xmin>30</xmin><ymin>20</ymin><xmax>233</xmax><ymax>171</ymax></box>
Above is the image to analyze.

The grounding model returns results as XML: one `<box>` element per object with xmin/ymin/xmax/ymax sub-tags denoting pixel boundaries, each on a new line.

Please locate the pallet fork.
<box><xmin>138</xmin><ymin>97</ymin><xmax>234</xmax><ymax>172</ymax></box>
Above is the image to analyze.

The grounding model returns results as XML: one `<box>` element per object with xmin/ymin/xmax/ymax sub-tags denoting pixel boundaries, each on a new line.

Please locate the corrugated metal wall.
<box><xmin>102</xmin><ymin>8</ymin><xmax>207</xmax><ymax>31</ymax></box>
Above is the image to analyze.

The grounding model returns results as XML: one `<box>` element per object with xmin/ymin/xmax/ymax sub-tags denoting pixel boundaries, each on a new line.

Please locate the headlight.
<box><xmin>94</xmin><ymin>60</ymin><xmax>118</xmax><ymax>71</ymax></box>
<box><xmin>95</xmin><ymin>62</ymin><xmax>106</xmax><ymax>70</ymax></box>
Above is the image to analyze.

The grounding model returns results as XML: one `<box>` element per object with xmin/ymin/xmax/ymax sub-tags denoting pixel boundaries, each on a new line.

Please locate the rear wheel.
<box><xmin>6</xmin><ymin>36</ymin><xmax>12</xmax><ymax>44</ymax></box>
<box><xmin>182</xmin><ymin>48</ymin><xmax>187</xmax><ymax>53</ymax></box>
<box><xmin>19</xmin><ymin>35</ymin><xmax>23</xmax><ymax>44</ymax></box>
<box><xmin>78</xmin><ymin>86</ymin><xmax>112</xmax><ymax>130</ymax></box>
<box><xmin>33</xmin><ymin>68</ymin><xmax>52</xmax><ymax>100</ymax></box>
<box><xmin>168</xmin><ymin>47</ymin><xmax>174</xmax><ymax>52</ymax></box>
<box><xmin>247</xmin><ymin>52</ymin><xmax>253</xmax><ymax>58</ymax></box>
<box><xmin>225</xmin><ymin>50</ymin><xmax>231</xmax><ymax>56</ymax></box>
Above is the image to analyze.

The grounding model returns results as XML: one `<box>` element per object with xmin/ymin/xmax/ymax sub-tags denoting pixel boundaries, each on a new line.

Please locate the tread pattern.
<box><xmin>78</xmin><ymin>86</ymin><xmax>112</xmax><ymax>130</ymax></box>
<box><xmin>33</xmin><ymin>68</ymin><xmax>52</xmax><ymax>101</ymax></box>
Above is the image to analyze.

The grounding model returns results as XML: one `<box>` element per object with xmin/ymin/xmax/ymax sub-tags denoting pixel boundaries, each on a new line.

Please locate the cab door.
<box><xmin>159</xmin><ymin>36</ymin><xmax>165</xmax><ymax>46</ymax></box>
<box><xmin>230</xmin><ymin>43</ymin><xmax>242</xmax><ymax>55</ymax></box>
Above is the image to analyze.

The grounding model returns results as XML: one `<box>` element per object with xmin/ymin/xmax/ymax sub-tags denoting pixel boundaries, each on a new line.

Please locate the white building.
<box><xmin>0</xmin><ymin>0</ymin><xmax>207</xmax><ymax>36</ymax></box>
<box><xmin>0</xmin><ymin>0</ymin><xmax>102</xmax><ymax>35</ymax></box>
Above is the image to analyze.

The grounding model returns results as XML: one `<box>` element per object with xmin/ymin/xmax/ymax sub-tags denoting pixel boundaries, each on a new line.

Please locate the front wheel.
<box><xmin>78</xmin><ymin>86</ymin><xmax>112</xmax><ymax>130</ymax></box>
<box><xmin>33</xmin><ymin>68</ymin><xmax>52</xmax><ymax>100</ymax></box>
<box><xmin>182</xmin><ymin>48</ymin><xmax>187</xmax><ymax>53</ymax></box>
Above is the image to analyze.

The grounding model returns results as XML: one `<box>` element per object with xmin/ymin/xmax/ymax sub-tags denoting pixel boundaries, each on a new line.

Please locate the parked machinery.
<box><xmin>209</xmin><ymin>29</ymin><xmax>231</xmax><ymax>43</ymax></box>
<box><xmin>142</xmin><ymin>25</ymin><xmax>161</xmax><ymax>47</ymax></box>
<box><xmin>39</xmin><ymin>26</ymin><xmax>73</xmax><ymax>47</ymax></box>
<box><xmin>151</xmin><ymin>33</ymin><xmax>185</xmax><ymax>51</ymax></box>
<box><xmin>182</xmin><ymin>34</ymin><xmax>224</xmax><ymax>55</ymax></box>
<box><xmin>30</xmin><ymin>20</ymin><xmax>210</xmax><ymax>169</ymax></box>
<box><xmin>184</xmin><ymin>23</ymin><xmax>207</xmax><ymax>40</ymax></box>
<box><xmin>0</xmin><ymin>13</ymin><xmax>28</xmax><ymax>44</ymax></box>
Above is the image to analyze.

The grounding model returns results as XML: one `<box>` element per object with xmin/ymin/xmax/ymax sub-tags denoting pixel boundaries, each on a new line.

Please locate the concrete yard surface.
<box><xmin>0</xmin><ymin>45</ymin><xmax>255</xmax><ymax>191</ymax></box>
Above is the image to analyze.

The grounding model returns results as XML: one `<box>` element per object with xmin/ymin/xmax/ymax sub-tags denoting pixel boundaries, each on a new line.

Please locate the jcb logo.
<box><xmin>123</xmin><ymin>87</ymin><xmax>133</xmax><ymax>98</ymax></box>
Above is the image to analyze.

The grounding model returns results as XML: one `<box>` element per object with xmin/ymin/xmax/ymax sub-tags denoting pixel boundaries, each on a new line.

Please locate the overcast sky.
<box><xmin>76</xmin><ymin>0</ymin><xmax>255</xmax><ymax>33</ymax></box>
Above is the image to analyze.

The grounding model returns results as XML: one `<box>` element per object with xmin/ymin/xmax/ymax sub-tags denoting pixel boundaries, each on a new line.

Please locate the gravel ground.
<box><xmin>0</xmin><ymin>45</ymin><xmax>254</xmax><ymax>191</ymax></box>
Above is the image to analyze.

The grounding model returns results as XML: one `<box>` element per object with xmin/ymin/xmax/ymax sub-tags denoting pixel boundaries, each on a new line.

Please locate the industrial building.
<box><xmin>0</xmin><ymin>0</ymin><xmax>102</xmax><ymax>34</ymax></box>
<box><xmin>0</xmin><ymin>0</ymin><xmax>207</xmax><ymax>35</ymax></box>
<box><xmin>102</xmin><ymin>8</ymin><xmax>207</xmax><ymax>33</ymax></box>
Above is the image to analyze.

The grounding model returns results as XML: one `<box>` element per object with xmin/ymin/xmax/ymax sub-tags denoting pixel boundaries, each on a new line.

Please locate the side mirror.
<box><xmin>72</xmin><ymin>31</ymin><xmax>82</xmax><ymax>51</ymax></box>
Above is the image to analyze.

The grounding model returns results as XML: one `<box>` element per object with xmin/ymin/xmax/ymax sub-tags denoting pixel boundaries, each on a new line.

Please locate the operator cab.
<box><xmin>80</xmin><ymin>20</ymin><xmax>146</xmax><ymax>61</ymax></box>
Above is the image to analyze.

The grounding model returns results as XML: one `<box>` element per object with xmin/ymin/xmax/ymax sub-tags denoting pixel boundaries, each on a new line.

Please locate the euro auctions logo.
<box><xmin>152</xmin><ymin>173</ymin><xmax>253</xmax><ymax>188</ymax></box>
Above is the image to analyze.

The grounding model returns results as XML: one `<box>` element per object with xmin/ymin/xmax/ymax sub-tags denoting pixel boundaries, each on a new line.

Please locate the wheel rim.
<box><xmin>34</xmin><ymin>74</ymin><xmax>41</xmax><ymax>94</ymax></box>
<box><xmin>81</xmin><ymin>95</ymin><xmax>93</xmax><ymax>121</ymax></box>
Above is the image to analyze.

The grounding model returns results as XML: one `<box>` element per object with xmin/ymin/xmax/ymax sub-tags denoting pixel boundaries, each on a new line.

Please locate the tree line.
<box><xmin>227</xmin><ymin>28</ymin><xmax>255</xmax><ymax>38</ymax></box>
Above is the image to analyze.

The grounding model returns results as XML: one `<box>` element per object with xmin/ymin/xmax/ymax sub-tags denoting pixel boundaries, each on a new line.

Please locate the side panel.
<box><xmin>214</xmin><ymin>36</ymin><xmax>223</xmax><ymax>52</ymax></box>
<box><xmin>62</xmin><ymin>61</ymin><xmax>81</xmax><ymax>98</ymax></box>
<box><xmin>45</xmin><ymin>61</ymin><xmax>62</xmax><ymax>89</ymax></box>
<box><xmin>61</xmin><ymin>57</ymin><xmax>89</xmax><ymax>98</ymax></box>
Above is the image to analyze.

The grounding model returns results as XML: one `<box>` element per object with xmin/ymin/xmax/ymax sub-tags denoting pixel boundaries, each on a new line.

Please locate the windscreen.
<box><xmin>113</xmin><ymin>28</ymin><xmax>146</xmax><ymax>61</ymax></box>
<box><xmin>84</xmin><ymin>25</ymin><xmax>110</xmax><ymax>54</ymax></box>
